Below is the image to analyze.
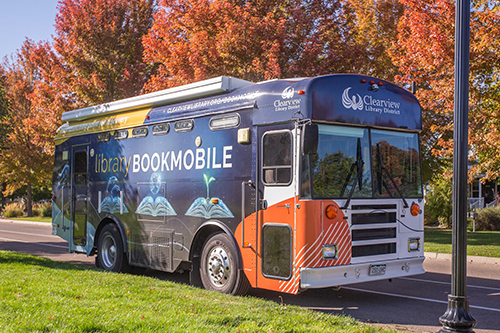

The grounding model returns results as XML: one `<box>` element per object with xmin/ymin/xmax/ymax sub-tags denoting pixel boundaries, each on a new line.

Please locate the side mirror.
<box><xmin>302</xmin><ymin>124</ymin><xmax>318</xmax><ymax>155</ymax></box>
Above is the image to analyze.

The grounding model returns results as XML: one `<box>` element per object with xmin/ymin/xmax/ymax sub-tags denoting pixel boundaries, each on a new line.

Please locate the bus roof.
<box><xmin>56</xmin><ymin>74</ymin><xmax>421</xmax><ymax>140</ymax></box>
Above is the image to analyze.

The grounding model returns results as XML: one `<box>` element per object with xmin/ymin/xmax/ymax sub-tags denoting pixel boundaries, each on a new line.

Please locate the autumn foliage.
<box><xmin>0</xmin><ymin>0</ymin><xmax>156</xmax><ymax>214</ymax></box>
<box><xmin>142</xmin><ymin>0</ymin><xmax>393</xmax><ymax>90</ymax></box>
<box><xmin>1</xmin><ymin>0</ymin><xmax>500</xmax><ymax>210</ymax></box>
<box><xmin>391</xmin><ymin>0</ymin><xmax>500</xmax><ymax>180</ymax></box>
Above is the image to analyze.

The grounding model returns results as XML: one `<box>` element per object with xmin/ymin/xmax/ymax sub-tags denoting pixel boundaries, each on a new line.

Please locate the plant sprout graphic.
<box><xmin>204</xmin><ymin>174</ymin><xmax>215</xmax><ymax>199</ymax></box>
<box><xmin>185</xmin><ymin>174</ymin><xmax>233</xmax><ymax>219</ymax></box>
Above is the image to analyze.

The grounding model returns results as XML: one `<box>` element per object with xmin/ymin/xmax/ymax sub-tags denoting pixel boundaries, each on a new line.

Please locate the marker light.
<box><xmin>377</xmin><ymin>81</ymin><xmax>384</xmax><ymax>86</ymax></box>
<box><xmin>297</xmin><ymin>90</ymin><xmax>305</xmax><ymax>95</ymax></box>
<box><xmin>360</xmin><ymin>79</ymin><xmax>367</xmax><ymax>83</ymax></box>
<box><xmin>325</xmin><ymin>205</ymin><xmax>338</xmax><ymax>219</ymax></box>
<box><xmin>411</xmin><ymin>203</ymin><xmax>420</xmax><ymax>216</ymax></box>
<box><xmin>211</xmin><ymin>198</ymin><xmax>219</xmax><ymax>204</ymax></box>
<box><xmin>145</xmin><ymin>115</ymin><xmax>150</xmax><ymax>120</ymax></box>
<box><xmin>369</xmin><ymin>80</ymin><xmax>375</xmax><ymax>85</ymax></box>
<box><xmin>322</xmin><ymin>244</ymin><xmax>338</xmax><ymax>260</ymax></box>
<box><xmin>408</xmin><ymin>237</ymin><xmax>420</xmax><ymax>252</ymax></box>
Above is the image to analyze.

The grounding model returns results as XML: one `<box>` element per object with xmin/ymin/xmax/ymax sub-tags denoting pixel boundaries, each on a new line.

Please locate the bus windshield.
<box><xmin>303</xmin><ymin>124</ymin><xmax>422</xmax><ymax>199</ymax></box>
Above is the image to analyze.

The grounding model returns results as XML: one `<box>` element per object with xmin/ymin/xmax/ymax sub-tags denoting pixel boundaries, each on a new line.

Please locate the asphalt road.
<box><xmin>1</xmin><ymin>219</ymin><xmax>499</xmax><ymax>333</ymax></box>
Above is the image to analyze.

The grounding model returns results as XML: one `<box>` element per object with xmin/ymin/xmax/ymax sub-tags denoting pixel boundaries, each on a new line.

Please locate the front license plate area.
<box><xmin>369</xmin><ymin>264</ymin><xmax>386</xmax><ymax>276</ymax></box>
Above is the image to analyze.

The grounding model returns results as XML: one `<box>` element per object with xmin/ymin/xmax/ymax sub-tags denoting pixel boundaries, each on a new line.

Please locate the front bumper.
<box><xmin>300</xmin><ymin>256</ymin><xmax>425</xmax><ymax>289</ymax></box>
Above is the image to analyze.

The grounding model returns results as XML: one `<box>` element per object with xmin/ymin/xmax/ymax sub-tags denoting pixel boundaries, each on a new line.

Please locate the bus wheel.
<box><xmin>97</xmin><ymin>223</ymin><xmax>129</xmax><ymax>273</ymax></box>
<box><xmin>200</xmin><ymin>232</ymin><xmax>249</xmax><ymax>295</ymax></box>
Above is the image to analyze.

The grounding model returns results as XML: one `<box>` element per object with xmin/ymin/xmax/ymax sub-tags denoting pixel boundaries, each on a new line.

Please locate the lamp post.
<box><xmin>438</xmin><ymin>0</ymin><xmax>476</xmax><ymax>331</ymax></box>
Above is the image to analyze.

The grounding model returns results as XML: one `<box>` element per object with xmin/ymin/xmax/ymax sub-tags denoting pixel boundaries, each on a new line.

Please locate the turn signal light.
<box><xmin>211</xmin><ymin>198</ymin><xmax>219</xmax><ymax>204</ymax></box>
<box><xmin>411</xmin><ymin>203</ymin><xmax>420</xmax><ymax>216</ymax></box>
<box><xmin>325</xmin><ymin>205</ymin><xmax>338</xmax><ymax>219</ymax></box>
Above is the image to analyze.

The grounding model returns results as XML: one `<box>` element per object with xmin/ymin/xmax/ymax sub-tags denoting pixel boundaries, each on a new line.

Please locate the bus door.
<box><xmin>70</xmin><ymin>146</ymin><xmax>90</xmax><ymax>253</ymax></box>
<box><xmin>257</xmin><ymin>129</ymin><xmax>296</xmax><ymax>284</ymax></box>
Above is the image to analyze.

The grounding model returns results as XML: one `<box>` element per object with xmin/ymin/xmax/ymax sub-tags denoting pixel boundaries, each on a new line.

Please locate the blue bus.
<box><xmin>52</xmin><ymin>74</ymin><xmax>424</xmax><ymax>295</ymax></box>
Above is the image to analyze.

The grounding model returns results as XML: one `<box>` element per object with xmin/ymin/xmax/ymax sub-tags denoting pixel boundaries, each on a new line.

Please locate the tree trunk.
<box><xmin>1</xmin><ymin>183</ymin><xmax>5</xmax><ymax>207</ymax></box>
<box><xmin>26</xmin><ymin>183</ymin><xmax>33</xmax><ymax>217</ymax></box>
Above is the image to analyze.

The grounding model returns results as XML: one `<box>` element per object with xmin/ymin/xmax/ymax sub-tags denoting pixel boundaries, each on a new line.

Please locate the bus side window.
<box><xmin>73</xmin><ymin>151</ymin><xmax>87</xmax><ymax>186</ymax></box>
<box><xmin>262</xmin><ymin>131</ymin><xmax>292</xmax><ymax>185</ymax></box>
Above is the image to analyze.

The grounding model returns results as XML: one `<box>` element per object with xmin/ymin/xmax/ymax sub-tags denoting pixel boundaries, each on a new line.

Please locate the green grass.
<box><xmin>2</xmin><ymin>216</ymin><xmax>52</xmax><ymax>223</ymax></box>
<box><xmin>425</xmin><ymin>228</ymin><xmax>500</xmax><ymax>258</ymax></box>
<box><xmin>0</xmin><ymin>251</ymin><xmax>394</xmax><ymax>333</ymax></box>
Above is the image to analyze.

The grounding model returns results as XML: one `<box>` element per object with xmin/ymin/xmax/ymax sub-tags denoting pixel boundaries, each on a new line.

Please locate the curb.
<box><xmin>0</xmin><ymin>219</ymin><xmax>51</xmax><ymax>226</ymax></box>
<box><xmin>425</xmin><ymin>252</ymin><xmax>499</xmax><ymax>265</ymax></box>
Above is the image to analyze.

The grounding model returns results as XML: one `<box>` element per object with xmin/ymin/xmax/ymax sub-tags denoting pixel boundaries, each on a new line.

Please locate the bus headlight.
<box><xmin>322</xmin><ymin>244</ymin><xmax>338</xmax><ymax>260</ymax></box>
<box><xmin>408</xmin><ymin>237</ymin><xmax>420</xmax><ymax>252</ymax></box>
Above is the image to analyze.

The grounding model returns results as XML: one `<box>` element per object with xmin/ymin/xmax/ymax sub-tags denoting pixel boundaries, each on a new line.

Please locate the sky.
<box><xmin>0</xmin><ymin>0</ymin><xmax>60</xmax><ymax>60</ymax></box>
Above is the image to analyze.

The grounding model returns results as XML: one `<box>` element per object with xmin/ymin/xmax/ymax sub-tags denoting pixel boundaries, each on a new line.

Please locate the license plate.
<box><xmin>369</xmin><ymin>264</ymin><xmax>386</xmax><ymax>276</ymax></box>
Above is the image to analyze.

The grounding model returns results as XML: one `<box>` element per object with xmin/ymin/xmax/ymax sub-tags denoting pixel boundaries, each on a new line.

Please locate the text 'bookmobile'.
<box><xmin>52</xmin><ymin>74</ymin><xmax>424</xmax><ymax>295</ymax></box>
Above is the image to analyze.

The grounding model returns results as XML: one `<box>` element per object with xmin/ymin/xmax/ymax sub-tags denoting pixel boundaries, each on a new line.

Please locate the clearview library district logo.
<box><xmin>274</xmin><ymin>86</ymin><xmax>301</xmax><ymax>112</ymax></box>
<box><xmin>342</xmin><ymin>87</ymin><xmax>401</xmax><ymax>115</ymax></box>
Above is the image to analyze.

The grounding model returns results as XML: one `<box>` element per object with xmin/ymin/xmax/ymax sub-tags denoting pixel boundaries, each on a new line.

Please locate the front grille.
<box><xmin>352</xmin><ymin>228</ymin><xmax>396</xmax><ymax>241</ymax></box>
<box><xmin>352</xmin><ymin>212</ymin><xmax>396</xmax><ymax>225</ymax></box>
<box><xmin>351</xmin><ymin>204</ymin><xmax>397</xmax><ymax>210</ymax></box>
<box><xmin>352</xmin><ymin>243</ymin><xmax>396</xmax><ymax>257</ymax></box>
<box><xmin>350</xmin><ymin>204</ymin><xmax>398</xmax><ymax>258</ymax></box>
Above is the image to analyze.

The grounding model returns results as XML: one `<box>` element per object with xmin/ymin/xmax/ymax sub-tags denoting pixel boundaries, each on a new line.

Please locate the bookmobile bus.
<box><xmin>52</xmin><ymin>74</ymin><xmax>425</xmax><ymax>295</ymax></box>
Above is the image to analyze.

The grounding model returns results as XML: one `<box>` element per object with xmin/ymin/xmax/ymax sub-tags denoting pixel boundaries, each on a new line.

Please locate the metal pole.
<box><xmin>438</xmin><ymin>0</ymin><xmax>476</xmax><ymax>331</ymax></box>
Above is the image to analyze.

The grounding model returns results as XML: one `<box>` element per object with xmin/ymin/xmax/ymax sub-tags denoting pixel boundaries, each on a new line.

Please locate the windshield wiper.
<box><xmin>341</xmin><ymin>138</ymin><xmax>364</xmax><ymax>209</ymax></box>
<box><xmin>376</xmin><ymin>143</ymin><xmax>409</xmax><ymax>208</ymax></box>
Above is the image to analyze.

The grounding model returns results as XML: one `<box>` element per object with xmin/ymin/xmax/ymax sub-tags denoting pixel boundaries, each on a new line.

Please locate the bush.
<box><xmin>475</xmin><ymin>206</ymin><xmax>500</xmax><ymax>231</ymax></box>
<box><xmin>424</xmin><ymin>164</ymin><xmax>453</xmax><ymax>227</ymax></box>
<box><xmin>40</xmin><ymin>202</ymin><xmax>52</xmax><ymax>217</ymax></box>
<box><xmin>3</xmin><ymin>202</ymin><xmax>25</xmax><ymax>218</ymax></box>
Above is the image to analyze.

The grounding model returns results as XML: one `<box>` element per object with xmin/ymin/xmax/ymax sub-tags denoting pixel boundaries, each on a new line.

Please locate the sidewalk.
<box><xmin>425</xmin><ymin>252</ymin><xmax>499</xmax><ymax>265</ymax></box>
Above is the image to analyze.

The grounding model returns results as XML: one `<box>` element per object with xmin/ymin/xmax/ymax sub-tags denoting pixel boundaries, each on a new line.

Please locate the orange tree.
<box><xmin>53</xmin><ymin>0</ymin><xmax>156</xmax><ymax>105</ymax></box>
<box><xmin>390</xmin><ymin>0</ymin><xmax>500</xmax><ymax>182</ymax></box>
<box><xmin>0</xmin><ymin>0</ymin><xmax>156</xmax><ymax>213</ymax></box>
<box><xmin>0</xmin><ymin>40</ymin><xmax>53</xmax><ymax>216</ymax></box>
<box><xmin>341</xmin><ymin>0</ymin><xmax>405</xmax><ymax>81</ymax></box>
<box><xmin>143</xmin><ymin>0</ymin><xmax>372</xmax><ymax>90</ymax></box>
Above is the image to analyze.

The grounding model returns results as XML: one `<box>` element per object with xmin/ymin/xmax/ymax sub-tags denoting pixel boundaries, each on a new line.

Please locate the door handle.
<box><xmin>241</xmin><ymin>180</ymin><xmax>253</xmax><ymax>249</ymax></box>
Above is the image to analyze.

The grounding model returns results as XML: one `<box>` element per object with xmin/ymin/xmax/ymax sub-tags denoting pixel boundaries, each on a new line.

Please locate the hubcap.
<box><xmin>101</xmin><ymin>234</ymin><xmax>116</xmax><ymax>269</ymax></box>
<box><xmin>207</xmin><ymin>246</ymin><xmax>230</xmax><ymax>287</ymax></box>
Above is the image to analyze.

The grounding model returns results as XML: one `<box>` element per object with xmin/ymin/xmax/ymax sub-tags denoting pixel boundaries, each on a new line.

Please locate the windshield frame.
<box><xmin>301</xmin><ymin>124</ymin><xmax>423</xmax><ymax>200</ymax></box>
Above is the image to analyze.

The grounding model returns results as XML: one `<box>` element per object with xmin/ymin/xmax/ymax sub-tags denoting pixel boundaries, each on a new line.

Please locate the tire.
<box><xmin>97</xmin><ymin>223</ymin><xmax>129</xmax><ymax>273</ymax></box>
<box><xmin>200</xmin><ymin>232</ymin><xmax>250</xmax><ymax>295</ymax></box>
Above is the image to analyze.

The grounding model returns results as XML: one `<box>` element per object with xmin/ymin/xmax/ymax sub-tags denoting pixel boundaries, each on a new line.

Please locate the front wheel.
<box><xmin>97</xmin><ymin>223</ymin><xmax>129</xmax><ymax>273</ymax></box>
<box><xmin>200</xmin><ymin>232</ymin><xmax>249</xmax><ymax>295</ymax></box>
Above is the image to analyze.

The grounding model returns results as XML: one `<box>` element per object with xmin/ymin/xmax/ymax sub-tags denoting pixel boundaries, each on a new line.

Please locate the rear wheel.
<box><xmin>200</xmin><ymin>232</ymin><xmax>249</xmax><ymax>295</ymax></box>
<box><xmin>97</xmin><ymin>223</ymin><xmax>129</xmax><ymax>273</ymax></box>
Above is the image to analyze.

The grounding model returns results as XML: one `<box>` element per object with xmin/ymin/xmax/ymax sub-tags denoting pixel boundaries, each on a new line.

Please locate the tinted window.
<box><xmin>73</xmin><ymin>151</ymin><xmax>87</xmax><ymax>186</ymax></box>
<box><xmin>311</xmin><ymin>125</ymin><xmax>371</xmax><ymax>198</ymax></box>
<box><xmin>372</xmin><ymin>130</ymin><xmax>422</xmax><ymax>198</ymax></box>
<box><xmin>262</xmin><ymin>225</ymin><xmax>291</xmax><ymax>279</ymax></box>
<box><xmin>262</xmin><ymin>131</ymin><xmax>292</xmax><ymax>185</ymax></box>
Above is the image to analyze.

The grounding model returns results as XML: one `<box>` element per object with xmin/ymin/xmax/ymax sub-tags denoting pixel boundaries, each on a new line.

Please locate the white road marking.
<box><xmin>0</xmin><ymin>229</ymin><xmax>59</xmax><ymax>239</ymax></box>
<box><xmin>0</xmin><ymin>236</ymin><xmax>68</xmax><ymax>249</ymax></box>
<box><xmin>343</xmin><ymin>286</ymin><xmax>500</xmax><ymax>313</ymax></box>
<box><xmin>399</xmin><ymin>277</ymin><xmax>500</xmax><ymax>292</ymax></box>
